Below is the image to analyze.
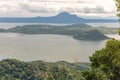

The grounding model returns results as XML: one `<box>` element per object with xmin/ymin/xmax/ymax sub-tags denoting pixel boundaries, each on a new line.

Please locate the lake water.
<box><xmin>0</xmin><ymin>33</ymin><xmax>107</xmax><ymax>62</ymax></box>
<box><xmin>87</xmin><ymin>23</ymin><xmax>120</xmax><ymax>28</ymax></box>
<box><xmin>0</xmin><ymin>22</ymin><xmax>119</xmax><ymax>29</ymax></box>
<box><xmin>0</xmin><ymin>23</ymin><xmax>119</xmax><ymax>62</ymax></box>
<box><xmin>0</xmin><ymin>23</ymin><xmax>69</xmax><ymax>29</ymax></box>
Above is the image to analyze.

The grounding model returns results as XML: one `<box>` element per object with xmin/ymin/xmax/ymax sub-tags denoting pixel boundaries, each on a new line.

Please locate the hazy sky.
<box><xmin>0</xmin><ymin>0</ymin><xmax>117</xmax><ymax>18</ymax></box>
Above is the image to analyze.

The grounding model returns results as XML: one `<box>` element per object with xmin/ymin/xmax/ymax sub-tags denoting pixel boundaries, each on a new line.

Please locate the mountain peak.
<box><xmin>57</xmin><ymin>12</ymin><xmax>71</xmax><ymax>16</ymax></box>
<box><xmin>56</xmin><ymin>12</ymin><xmax>77</xmax><ymax>17</ymax></box>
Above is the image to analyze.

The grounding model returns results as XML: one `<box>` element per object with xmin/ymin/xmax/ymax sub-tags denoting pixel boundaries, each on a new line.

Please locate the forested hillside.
<box><xmin>0</xmin><ymin>59</ymin><xmax>90</xmax><ymax>80</ymax></box>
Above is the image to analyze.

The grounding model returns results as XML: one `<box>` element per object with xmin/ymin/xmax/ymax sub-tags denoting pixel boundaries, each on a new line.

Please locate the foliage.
<box><xmin>116</xmin><ymin>0</ymin><xmax>120</xmax><ymax>17</ymax></box>
<box><xmin>116</xmin><ymin>0</ymin><xmax>120</xmax><ymax>35</ymax></box>
<box><xmin>81</xmin><ymin>69</ymin><xmax>108</xmax><ymax>80</ymax></box>
<box><xmin>82</xmin><ymin>1</ymin><xmax>120</xmax><ymax>79</ymax></box>
<box><xmin>82</xmin><ymin>39</ymin><xmax>120</xmax><ymax>80</ymax></box>
<box><xmin>118</xmin><ymin>28</ymin><xmax>120</xmax><ymax>35</ymax></box>
<box><xmin>0</xmin><ymin>59</ymin><xmax>90</xmax><ymax>80</ymax></box>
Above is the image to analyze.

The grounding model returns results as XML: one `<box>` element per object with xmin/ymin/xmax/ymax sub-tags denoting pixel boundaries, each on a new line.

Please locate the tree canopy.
<box><xmin>116</xmin><ymin>0</ymin><xmax>120</xmax><ymax>35</ymax></box>
<box><xmin>0</xmin><ymin>59</ymin><xmax>91</xmax><ymax>80</ymax></box>
<box><xmin>82</xmin><ymin>1</ymin><xmax>120</xmax><ymax>80</ymax></box>
<box><xmin>116</xmin><ymin>0</ymin><xmax>120</xmax><ymax>17</ymax></box>
<box><xmin>89</xmin><ymin>39</ymin><xmax>120</xmax><ymax>80</ymax></box>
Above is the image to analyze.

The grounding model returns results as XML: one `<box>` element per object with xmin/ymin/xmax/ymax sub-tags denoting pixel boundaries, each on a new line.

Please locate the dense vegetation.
<box><xmin>0</xmin><ymin>59</ymin><xmax>90</xmax><ymax>80</ymax></box>
<box><xmin>0</xmin><ymin>23</ymin><xmax>114</xmax><ymax>40</ymax></box>
<box><xmin>81</xmin><ymin>0</ymin><xmax>120</xmax><ymax>80</ymax></box>
<box><xmin>116</xmin><ymin>0</ymin><xmax>120</xmax><ymax>35</ymax></box>
<box><xmin>116</xmin><ymin>0</ymin><xmax>120</xmax><ymax>18</ymax></box>
<box><xmin>82</xmin><ymin>39</ymin><xmax>120</xmax><ymax>80</ymax></box>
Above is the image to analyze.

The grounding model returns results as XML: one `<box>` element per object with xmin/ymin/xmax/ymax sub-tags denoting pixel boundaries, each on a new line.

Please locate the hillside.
<box><xmin>0</xmin><ymin>12</ymin><xmax>118</xmax><ymax>23</ymax></box>
<box><xmin>0</xmin><ymin>59</ymin><xmax>90</xmax><ymax>80</ymax></box>
<box><xmin>74</xmin><ymin>30</ymin><xmax>108</xmax><ymax>40</ymax></box>
<box><xmin>0</xmin><ymin>23</ymin><xmax>109</xmax><ymax>40</ymax></box>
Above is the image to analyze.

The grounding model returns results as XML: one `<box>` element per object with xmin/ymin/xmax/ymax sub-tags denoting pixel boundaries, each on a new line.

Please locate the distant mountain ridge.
<box><xmin>0</xmin><ymin>12</ymin><xmax>118</xmax><ymax>23</ymax></box>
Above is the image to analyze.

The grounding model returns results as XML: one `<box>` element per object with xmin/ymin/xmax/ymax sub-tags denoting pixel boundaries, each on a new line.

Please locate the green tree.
<box><xmin>118</xmin><ymin>28</ymin><xmax>120</xmax><ymax>35</ymax></box>
<box><xmin>116</xmin><ymin>0</ymin><xmax>120</xmax><ymax>35</ymax></box>
<box><xmin>116</xmin><ymin>0</ymin><xmax>120</xmax><ymax>17</ymax></box>
<box><xmin>89</xmin><ymin>39</ymin><xmax>120</xmax><ymax>80</ymax></box>
<box><xmin>0</xmin><ymin>59</ymin><xmax>86</xmax><ymax>80</ymax></box>
<box><xmin>82</xmin><ymin>1</ymin><xmax>120</xmax><ymax>80</ymax></box>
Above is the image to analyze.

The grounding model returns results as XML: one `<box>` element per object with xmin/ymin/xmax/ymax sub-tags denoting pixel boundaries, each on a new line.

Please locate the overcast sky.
<box><xmin>0</xmin><ymin>0</ymin><xmax>117</xmax><ymax>18</ymax></box>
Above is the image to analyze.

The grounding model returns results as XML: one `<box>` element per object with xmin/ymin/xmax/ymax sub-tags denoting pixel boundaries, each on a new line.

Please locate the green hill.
<box><xmin>0</xmin><ymin>23</ymin><xmax>109</xmax><ymax>40</ymax></box>
<box><xmin>74</xmin><ymin>30</ymin><xmax>108</xmax><ymax>40</ymax></box>
<box><xmin>0</xmin><ymin>59</ymin><xmax>90</xmax><ymax>80</ymax></box>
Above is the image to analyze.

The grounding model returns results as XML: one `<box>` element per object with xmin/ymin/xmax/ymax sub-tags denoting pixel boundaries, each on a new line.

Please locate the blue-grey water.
<box><xmin>0</xmin><ymin>23</ymin><xmax>69</xmax><ymax>29</ymax></box>
<box><xmin>0</xmin><ymin>23</ymin><xmax>119</xmax><ymax>62</ymax></box>
<box><xmin>0</xmin><ymin>22</ymin><xmax>119</xmax><ymax>29</ymax></box>
<box><xmin>0</xmin><ymin>33</ymin><xmax>107</xmax><ymax>62</ymax></box>
<box><xmin>87</xmin><ymin>23</ymin><xmax>119</xmax><ymax>28</ymax></box>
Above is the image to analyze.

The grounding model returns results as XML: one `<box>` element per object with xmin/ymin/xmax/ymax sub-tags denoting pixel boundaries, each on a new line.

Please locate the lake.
<box><xmin>0</xmin><ymin>23</ymin><xmax>69</xmax><ymax>29</ymax></box>
<box><xmin>0</xmin><ymin>22</ymin><xmax>119</xmax><ymax>29</ymax></box>
<box><xmin>0</xmin><ymin>33</ymin><xmax>107</xmax><ymax>62</ymax></box>
<box><xmin>0</xmin><ymin>23</ymin><xmax>119</xmax><ymax>62</ymax></box>
<box><xmin>87</xmin><ymin>23</ymin><xmax>120</xmax><ymax>28</ymax></box>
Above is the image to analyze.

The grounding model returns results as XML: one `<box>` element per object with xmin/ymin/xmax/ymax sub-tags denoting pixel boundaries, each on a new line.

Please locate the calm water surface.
<box><xmin>0</xmin><ymin>33</ymin><xmax>107</xmax><ymax>62</ymax></box>
<box><xmin>0</xmin><ymin>22</ymin><xmax>119</xmax><ymax>29</ymax></box>
<box><xmin>87</xmin><ymin>23</ymin><xmax>119</xmax><ymax>28</ymax></box>
<box><xmin>0</xmin><ymin>23</ymin><xmax>68</xmax><ymax>29</ymax></box>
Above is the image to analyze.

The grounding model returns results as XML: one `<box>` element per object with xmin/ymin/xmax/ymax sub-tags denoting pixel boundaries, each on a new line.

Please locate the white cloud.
<box><xmin>0</xmin><ymin>0</ymin><xmax>117</xmax><ymax>17</ymax></box>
